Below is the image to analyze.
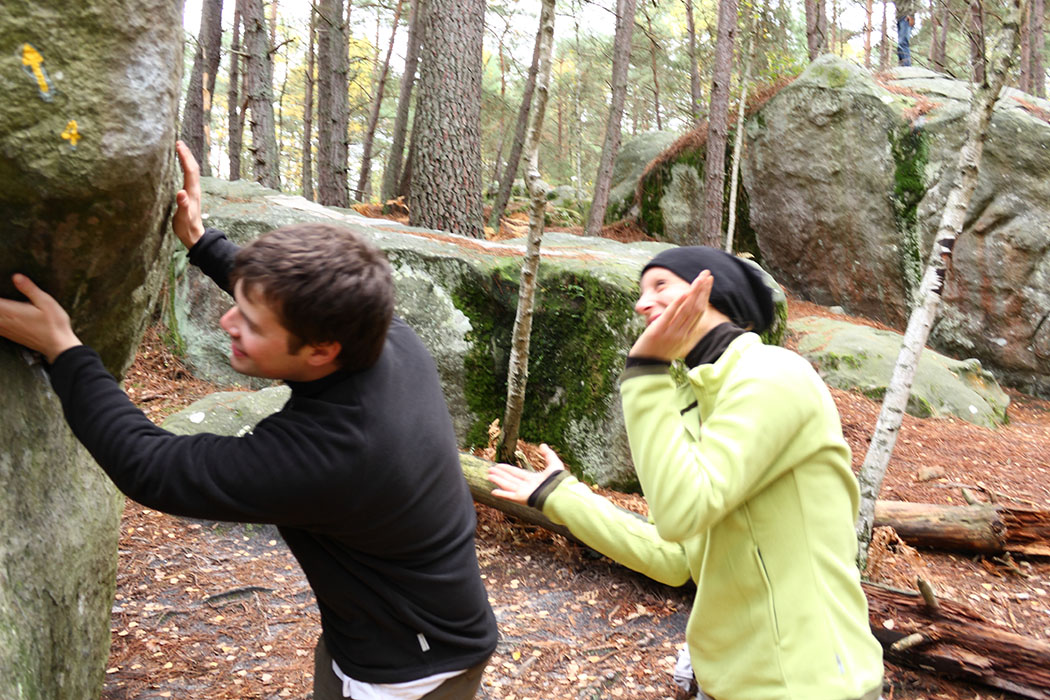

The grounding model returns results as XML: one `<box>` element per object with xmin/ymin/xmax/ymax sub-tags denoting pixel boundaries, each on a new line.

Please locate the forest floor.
<box><xmin>100</xmin><ymin>216</ymin><xmax>1050</xmax><ymax>700</ymax></box>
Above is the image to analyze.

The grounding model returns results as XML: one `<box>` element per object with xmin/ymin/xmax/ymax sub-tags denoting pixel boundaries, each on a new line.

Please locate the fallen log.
<box><xmin>460</xmin><ymin>453</ymin><xmax>1050</xmax><ymax>697</ymax></box>
<box><xmin>875</xmin><ymin>501</ymin><xmax>1050</xmax><ymax>556</ymax></box>
<box><xmin>865</xmin><ymin>582</ymin><xmax>1050</xmax><ymax>699</ymax></box>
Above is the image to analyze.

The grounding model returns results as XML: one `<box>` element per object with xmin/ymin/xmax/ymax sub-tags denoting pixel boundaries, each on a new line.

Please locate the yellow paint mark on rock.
<box><xmin>61</xmin><ymin>120</ymin><xmax>81</xmax><ymax>147</ymax></box>
<box><xmin>20</xmin><ymin>44</ymin><xmax>53</xmax><ymax>101</ymax></box>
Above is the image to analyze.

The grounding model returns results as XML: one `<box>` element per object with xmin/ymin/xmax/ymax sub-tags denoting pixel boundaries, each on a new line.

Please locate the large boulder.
<box><xmin>171</xmin><ymin>179</ymin><xmax>788</xmax><ymax>490</ymax></box>
<box><xmin>605</xmin><ymin>131</ymin><xmax>681</xmax><ymax>223</ymax></box>
<box><xmin>0</xmin><ymin>3</ymin><xmax>182</xmax><ymax>699</ymax></box>
<box><xmin>792</xmin><ymin>316</ymin><xmax>1010</xmax><ymax>428</ymax></box>
<box><xmin>742</xmin><ymin>55</ymin><xmax>1050</xmax><ymax>397</ymax></box>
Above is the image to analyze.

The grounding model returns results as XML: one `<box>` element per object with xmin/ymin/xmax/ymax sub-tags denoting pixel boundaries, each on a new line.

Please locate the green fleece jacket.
<box><xmin>539</xmin><ymin>334</ymin><xmax>883</xmax><ymax>700</ymax></box>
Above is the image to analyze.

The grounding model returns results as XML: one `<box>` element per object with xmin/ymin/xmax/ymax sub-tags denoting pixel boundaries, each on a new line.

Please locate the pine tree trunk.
<box><xmin>356</xmin><ymin>0</ymin><xmax>403</xmax><ymax>201</ymax></box>
<box><xmin>489</xmin><ymin>9</ymin><xmax>545</xmax><ymax>231</ymax></box>
<box><xmin>935</xmin><ymin>0</ymin><xmax>949</xmax><ymax>70</ymax></box>
<box><xmin>881</xmin><ymin>1</ymin><xmax>890</xmax><ymax>70</ymax></box>
<box><xmin>316</xmin><ymin>0</ymin><xmax>350</xmax><ymax>207</ymax></box>
<box><xmin>806</xmin><ymin>0</ymin><xmax>828</xmax><ymax>58</ymax></box>
<box><xmin>1021</xmin><ymin>2</ymin><xmax>1032</xmax><ymax>92</ymax></box>
<box><xmin>583</xmin><ymin>0</ymin><xmax>638</xmax><ymax>237</ymax></box>
<box><xmin>969</xmin><ymin>0</ymin><xmax>987</xmax><ymax>84</ymax></box>
<box><xmin>685</xmin><ymin>0</ymin><xmax>704</xmax><ymax>122</ymax></box>
<box><xmin>496</xmin><ymin>0</ymin><xmax>556</xmax><ymax>465</ymax></box>
<box><xmin>241</xmin><ymin>0</ymin><xmax>280</xmax><ymax>189</ymax></box>
<box><xmin>380</xmin><ymin>0</ymin><xmax>421</xmax><ymax>204</ymax></box>
<box><xmin>181</xmin><ymin>0</ymin><xmax>223</xmax><ymax>177</ymax></box>
<box><xmin>856</xmin><ymin>0</ymin><xmax>1026</xmax><ymax>568</ymax></box>
<box><xmin>408</xmin><ymin>0</ymin><xmax>485</xmax><ymax>237</ymax></box>
<box><xmin>1031</xmin><ymin>0</ymin><xmax>1045</xmax><ymax>97</ymax></box>
<box><xmin>645</xmin><ymin>9</ymin><xmax>663</xmax><ymax>130</ymax></box>
<box><xmin>702</xmin><ymin>0</ymin><xmax>738</xmax><ymax>247</ymax></box>
<box><xmin>303</xmin><ymin>8</ymin><xmax>315</xmax><ymax>201</ymax></box>
<box><xmin>865</xmin><ymin>0</ymin><xmax>874</xmax><ymax>68</ymax></box>
<box><xmin>927</xmin><ymin>0</ymin><xmax>939</xmax><ymax>67</ymax></box>
<box><xmin>228</xmin><ymin>0</ymin><xmax>244</xmax><ymax>181</ymax></box>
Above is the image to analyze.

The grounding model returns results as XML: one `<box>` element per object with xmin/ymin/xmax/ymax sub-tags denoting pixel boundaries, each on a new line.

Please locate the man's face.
<box><xmin>219</xmin><ymin>281</ymin><xmax>315</xmax><ymax>381</ymax></box>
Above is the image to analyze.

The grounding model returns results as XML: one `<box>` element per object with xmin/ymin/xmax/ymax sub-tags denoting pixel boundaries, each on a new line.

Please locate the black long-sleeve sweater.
<box><xmin>48</xmin><ymin>230</ymin><xmax>497</xmax><ymax>683</ymax></box>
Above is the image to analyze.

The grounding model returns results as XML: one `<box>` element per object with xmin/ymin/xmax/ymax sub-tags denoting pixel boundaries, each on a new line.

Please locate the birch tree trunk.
<box><xmin>583</xmin><ymin>0</ymin><xmax>637</xmax><ymax>237</ymax></box>
<box><xmin>725</xmin><ymin>14</ymin><xmax>756</xmax><ymax>254</ymax></box>
<box><xmin>316</xmin><ymin>0</ymin><xmax>349</xmax><ymax>207</ymax></box>
<box><xmin>302</xmin><ymin>8</ymin><xmax>315</xmax><ymax>200</ymax></box>
<box><xmin>242</xmin><ymin>0</ymin><xmax>280</xmax><ymax>189</ymax></box>
<box><xmin>496</xmin><ymin>0</ymin><xmax>556</xmax><ymax>465</ymax></box>
<box><xmin>181</xmin><ymin>0</ymin><xmax>223</xmax><ymax>177</ymax></box>
<box><xmin>685</xmin><ymin>0</ymin><xmax>704</xmax><ymax>123</ymax></box>
<box><xmin>701</xmin><ymin>0</ymin><xmax>738</xmax><ymax>247</ymax></box>
<box><xmin>355</xmin><ymin>0</ymin><xmax>403</xmax><ymax>201</ymax></box>
<box><xmin>969</xmin><ymin>0</ymin><xmax>987</xmax><ymax>84</ymax></box>
<box><xmin>228</xmin><ymin>0</ymin><xmax>244</xmax><ymax>180</ymax></box>
<box><xmin>380</xmin><ymin>0</ymin><xmax>421</xmax><ymax>204</ymax></box>
<box><xmin>855</xmin><ymin>0</ymin><xmax>1027</xmax><ymax>569</ymax></box>
<box><xmin>935</xmin><ymin>0</ymin><xmax>950</xmax><ymax>70</ymax></box>
<box><xmin>489</xmin><ymin>9</ymin><xmax>545</xmax><ymax>231</ymax></box>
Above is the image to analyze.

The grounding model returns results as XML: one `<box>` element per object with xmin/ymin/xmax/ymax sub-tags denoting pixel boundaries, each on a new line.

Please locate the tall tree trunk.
<box><xmin>496</xmin><ymin>0</ymin><xmax>557</xmax><ymax>465</ymax></box>
<box><xmin>881</xmin><ymin>1</ymin><xmax>890</xmax><ymax>70</ymax></box>
<box><xmin>934</xmin><ymin>0</ymin><xmax>950</xmax><ymax>70</ymax></box>
<box><xmin>408</xmin><ymin>0</ymin><xmax>485</xmax><ymax>237</ymax></box>
<box><xmin>685</xmin><ymin>0</ymin><xmax>704</xmax><ymax>122</ymax></box>
<box><xmin>380</xmin><ymin>0</ymin><xmax>421</xmax><ymax>204</ymax></box>
<box><xmin>645</xmin><ymin>8</ymin><xmax>663</xmax><ymax>130</ymax></box>
<box><xmin>181</xmin><ymin>0</ymin><xmax>223</xmax><ymax>177</ymax></box>
<box><xmin>806</xmin><ymin>0</ymin><xmax>828</xmax><ymax>58</ymax></box>
<box><xmin>489</xmin><ymin>8</ymin><xmax>546</xmax><ymax>231</ymax></box>
<box><xmin>303</xmin><ymin>7</ymin><xmax>316</xmax><ymax>201</ymax></box>
<box><xmin>865</xmin><ymin>0</ymin><xmax>874</xmax><ymax>68</ymax></box>
<box><xmin>1021</xmin><ymin>2</ymin><xmax>1032</xmax><ymax>92</ymax></box>
<box><xmin>583</xmin><ymin>0</ymin><xmax>638</xmax><ymax>237</ymax></box>
<box><xmin>855</xmin><ymin>0</ymin><xmax>1026</xmax><ymax>569</ymax></box>
<box><xmin>356</xmin><ymin>0</ymin><xmax>404</xmax><ymax>201</ymax></box>
<box><xmin>701</xmin><ymin>0</ymin><xmax>738</xmax><ymax>247</ymax></box>
<box><xmin>316</xmin><ymin>0</ymin><xmax>350</xmax><ymax>207</ymax></box>
<box><xmin>726</xmin><ymin>12</ymin><xmax>756</xmax><ymax>253</ymax></box>
<box><xmin>927</xmin><ymin>0</ymin><xmax>939</xmax><ymax>67</ymax></box>
<box><xmin>228</xmin><ymin>0</ymin><xmax>244</xmax><ymax>181</ymax></box>
<box><xmin>1033</xmin><ymin>0</ymin><xmax>1046</xmax><ymax>96</ymax></box>
<box><xmin>969</xmin><ymin>0</ymin><xmax>987</xmax><ymax>84</ymax></box>
<box><xmin>241</xmin><ymin>0</ymin><xmax>280</xmax><ymax>189</ymax></box>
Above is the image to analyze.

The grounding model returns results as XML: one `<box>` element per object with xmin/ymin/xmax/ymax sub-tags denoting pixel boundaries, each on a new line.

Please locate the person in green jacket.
<box><xmin>489</xmin><ymin>246</ymin><xmax>884</xmax><ymax>700</ymax></box>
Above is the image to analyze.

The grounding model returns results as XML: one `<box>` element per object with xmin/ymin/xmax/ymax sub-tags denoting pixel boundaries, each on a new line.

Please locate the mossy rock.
<box><xmin>792</xmin><ymin>316</ymin><xmax>1009</xmax><ymax>427</ymax></box>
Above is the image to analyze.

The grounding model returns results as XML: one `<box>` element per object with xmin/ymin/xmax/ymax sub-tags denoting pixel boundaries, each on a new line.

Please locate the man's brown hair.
<box><xmin>229</xmin><ymin>223</ymin><xmax>394</xmax><ymax>372</ymax></box>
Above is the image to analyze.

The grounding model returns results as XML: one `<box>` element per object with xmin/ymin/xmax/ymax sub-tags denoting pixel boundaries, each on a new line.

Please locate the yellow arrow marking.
<box><xmin>61</xmin><ymin>120</ymin><xmax>81</xmax><ymax>147</ymax></box>
<box><xmin>21</xmin><ymin>44</ymin><xmax>51</xmax><ymax>97</ymax></box>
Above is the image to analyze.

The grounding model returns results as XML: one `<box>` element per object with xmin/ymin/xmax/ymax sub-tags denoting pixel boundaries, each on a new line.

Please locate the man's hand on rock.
<box><xmin>0</xmin><ymin>275</ymin><xmax>81</xmax><ymax>363</ymax></box>
<box><xmin>173</xmin><ymin>140</ymin><xmax>205</xmax><ymax>250</ymax></box>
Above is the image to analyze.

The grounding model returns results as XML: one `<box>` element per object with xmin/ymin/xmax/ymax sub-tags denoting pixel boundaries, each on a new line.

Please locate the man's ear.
<box><xmin>305</xmin><ymin>341</ymin><xmax>341</xmax><ymax>367</ymax></box>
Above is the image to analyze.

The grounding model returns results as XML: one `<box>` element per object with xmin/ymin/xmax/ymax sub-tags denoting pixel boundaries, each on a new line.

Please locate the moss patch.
<box><xmin>889</xmin><ymin>123</ymin><xmax>928</xmax><ymax>302</ymax></box>
<box><xmin>452</xmin><ymin>263</ymin><xmax>635</xmax><ymax>478</ymax></box>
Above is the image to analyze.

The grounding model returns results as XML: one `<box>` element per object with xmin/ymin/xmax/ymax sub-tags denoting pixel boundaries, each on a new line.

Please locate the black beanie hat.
<box><xmin>641</xmin><ymin>246</ymin><xmax>775</xmax><ymax>334</ymax></box>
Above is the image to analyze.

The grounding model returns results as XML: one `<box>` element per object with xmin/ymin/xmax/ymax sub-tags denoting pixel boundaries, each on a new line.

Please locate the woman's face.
<box><xmin>635</xmin><ymin>267</ymin><xmax>693</xmax><ymax>327</ymax></box>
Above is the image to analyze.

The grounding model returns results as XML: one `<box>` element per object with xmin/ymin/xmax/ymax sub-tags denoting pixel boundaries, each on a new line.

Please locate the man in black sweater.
<box><xmin>0</xmin><ymin>142</ymin><xmax>498</xmax><ymax>699</ymax></box>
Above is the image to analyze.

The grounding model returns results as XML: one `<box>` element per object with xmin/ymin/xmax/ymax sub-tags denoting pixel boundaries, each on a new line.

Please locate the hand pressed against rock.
<box><xmin>0</xmin><ymin>274</ymin><xmax>81</xmax><ymax>362</ymax></box>
<box><xmin>173</xmin><ymin>140</ymin><xmax>205</xmax><ymax>249</ymax></box>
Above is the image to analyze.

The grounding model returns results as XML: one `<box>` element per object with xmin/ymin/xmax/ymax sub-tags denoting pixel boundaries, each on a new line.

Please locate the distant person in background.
<box><xmin>489</xmin><ymin>246</ymin><xmax>884</xmax><ymax>700</ymax></box>
<box><xmin>897</xmin><ymin>0</ymin><xmax>916</xmax><ymax>66</ymax></box>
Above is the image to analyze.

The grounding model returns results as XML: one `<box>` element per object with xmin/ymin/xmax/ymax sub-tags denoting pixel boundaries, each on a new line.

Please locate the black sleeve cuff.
<box><xmin>624</xmin><ymin>356</ymin><xmax>671</xmax><ymax>369</ymax></box>
<box><xmin>528</xmin><ymin>470</ymin><xmax>571</xmax><ymax>510</ymax></box>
